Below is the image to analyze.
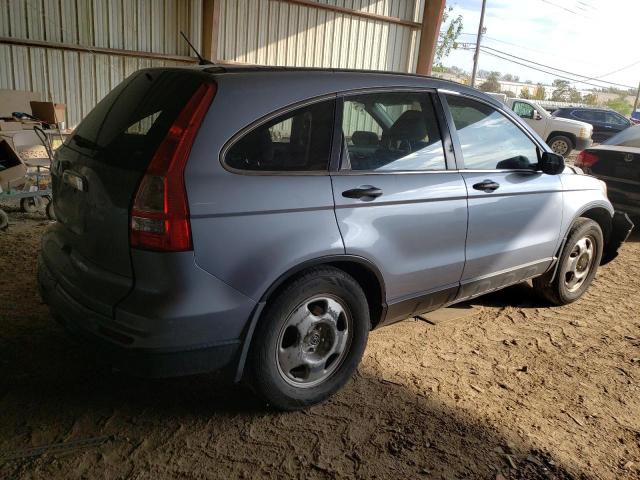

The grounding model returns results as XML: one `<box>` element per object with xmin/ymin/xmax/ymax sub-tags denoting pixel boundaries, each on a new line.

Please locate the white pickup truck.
<box><xmin>505</xmin><ymin>98</ymin><xmax>593</xmax><ymax>157</ymax></box>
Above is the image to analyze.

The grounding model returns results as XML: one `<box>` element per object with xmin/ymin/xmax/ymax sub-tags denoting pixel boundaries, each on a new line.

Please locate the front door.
<box><xmin>511</xmin><ymin>100</ymin><xmax>544</xmax><ymax>137</ymax></box>
<box><xmin>443</xmin><ymin>93</ymin><xmax>563</xmax><ymax>300</ymax></box>
<box><xmin>331</xmin><ymin>91</ymin><xmax>468</xmax><ymax>324</ymax></box>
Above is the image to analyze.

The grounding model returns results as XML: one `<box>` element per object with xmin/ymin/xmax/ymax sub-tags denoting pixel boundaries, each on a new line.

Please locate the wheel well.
<box><xmin>547</xmin><ymin>131</ymin><xmax>576</xmax><ymax>146</ymax></box>
<box><xmin>326</xmin><ymin>261</ymin><xmax>384</xmax><ymax>329</ymax></box>
<box><xmin>261</xmin><ymin>259</ymin><xmax>386</xmax><ymax>330</ymax></box>
<box><xmin>579</xmin><ymin>207</ymin><xmax>612</xmax><ymax>244</ymax></box>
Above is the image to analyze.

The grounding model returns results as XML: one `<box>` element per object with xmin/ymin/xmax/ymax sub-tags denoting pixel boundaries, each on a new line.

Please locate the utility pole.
<box><xmin>470</xmin><ymin>0</ymin><xmax>487</xmax><ymax>88</ymax></box>
<box><xmin>633</xmin><ymin>79</ymin><xmax>640</xmax><ymax>114</ymax></box>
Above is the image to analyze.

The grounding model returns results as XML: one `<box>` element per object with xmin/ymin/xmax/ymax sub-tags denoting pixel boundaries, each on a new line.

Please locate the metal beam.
<box><xmin>0</xmin><ymin>36</ymin><xmax>198</xmax><ymax>63</ymax></box>
<box><xmin>279</xmin><ymin>0</ymin><xmax>421</xmax><ymax>29</ymax></box>
<box><xmin>415</xmin><ymin>0</ymin><xmax>446</xmax><ymax>75</ymax></box>
<box><xmin>202</xmin><ymin>0</ymin><xmax>220</xmax><ymax>61</ymax></box>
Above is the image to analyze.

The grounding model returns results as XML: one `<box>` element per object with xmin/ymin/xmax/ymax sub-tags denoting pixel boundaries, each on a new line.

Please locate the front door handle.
<box><xmin>342</xmin><ymin>186</ymin><xmax>383</xmax><ymax>199</ymax></box>
<box><xmin>472</xmin><ymin>179</ymin><xmax>500</xmax><ymax>192</ymax></box>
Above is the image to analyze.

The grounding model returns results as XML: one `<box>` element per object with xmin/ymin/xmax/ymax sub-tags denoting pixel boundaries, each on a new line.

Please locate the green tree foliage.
<box><xmin>479</xmin><ymin>72</ymin><xmax>501</xmax><ymax>93</ymax></box>
<box><xmin>606</xmin><ymin>96</ymin><xmax>633</xmax><ymax>116</ymax></box>
<box><xmin>501</xmin><ymin>73</ymin><xmax>520</xmax><ymax>82</ymax></box>
<box><xmin>503</xmin><ymin>90</ymin><xmax>515</xmax><ymax>98</ymax></box>
<box><xmin>434</xmin><ymin>5</ymin><xmax>463</xmax><ymax>67</ymax></box>
<box><xmin>583</xmin><ymin>93</ymin><xmax>598</xmax><ymax>105</ymax></box>
<box><xmin>520</xmin><ymin>87</ymin><xmax>531</xmax><ymax>99</ymax></box>
<box><xmin>534</xmin><ymin>83</ymin><xmax>546</xmax><ymax>100</ymax></box>
<box><xmin>551</xmin><ymin>79</ymin><xmax>571</xmax><ymax>101</ymax></box>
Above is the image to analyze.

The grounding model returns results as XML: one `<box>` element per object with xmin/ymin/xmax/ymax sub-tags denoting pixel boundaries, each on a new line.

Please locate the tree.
<box><xmin>479</xmin><ymin>72</ymin><xmax>501</xmax><ymax>93</ymax></box>
<box><xmin>520</xmin><ymin>86</ymin><xmax>531</xmax><ymax>99</ymax></box>
<box><xmin>533</xmin><ymin>83</ymin><xmax>546</xmax><ymax>100</ymax></box>
<box><xmin>583</xmin><ymin>93</ymin><xmax>598</xmax><ymax>105</ymax></box>
<box><xmin>503</xmin><ymin>90</ymin><xmax>515</xmax><ymax>98</ymax></box>
<box><xmin>434</xmin><ymin>5</ymin><xmax>463</xmax><ymax>67</ymax></box>
<box><xmin>551</xmin><ymin>79</ymin><xmax>571</xmax><ymax>101</ymax></box>
<box><xmin>569</xmin><ymin>87</ymin><xmax>582</xmax><ymax>103</ymax></box>
<box><xmin>606</xmin><ymin>96</ymin><xmax>633</xmax><ymax>116</ymax></box>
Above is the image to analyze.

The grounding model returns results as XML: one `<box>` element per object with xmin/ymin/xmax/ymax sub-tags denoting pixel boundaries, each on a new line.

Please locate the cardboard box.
<box><xmin>0</xmin><ymin>120</ymin><xmax>23</xmax><ymax>131</ymax></box>
<box><xmin>0</xmin><ymin>89</ymin><xmax>42</xmax><ymax>117</ymax></box>
<box><xmin>30</xmin><ymin>101</ymin><xmax>66</xmax><ymax>124</ymax></box>
<box><xmin>0</xmin><ymin>139</ymin><xmax>27</xmax><ymax>191</ymax></box>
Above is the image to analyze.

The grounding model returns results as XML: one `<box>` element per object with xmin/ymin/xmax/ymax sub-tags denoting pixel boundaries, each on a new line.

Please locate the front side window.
<box><xmin>606</xmin><ymin>112</ymin><xmax>628</xmax><ymax>126</ymax></box>
<box><xmin>225</xmin><ymin>100</ymin><xmax>335</xmax><ymax>172</ymax></box>
<box><xmin>513</xmin><ymin>101</ymin><xmax>535</xmax><ymax>119</ymax></box>
<box><xmin>446</xmin><ymin>95</ymin><xmax>539</xmax><ymax>170</ymax></box>
<box><xmin>341</xmin><ymin>92</ymin><xmax>446</xmax><ymax>171</ymax></box>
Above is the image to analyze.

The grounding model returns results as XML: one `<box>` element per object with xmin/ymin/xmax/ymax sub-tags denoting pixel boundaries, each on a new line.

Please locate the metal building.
<box><xmin>0</xmin><ymin>0</ymin><xmax>445</xmax><ymax>127</ymax></box>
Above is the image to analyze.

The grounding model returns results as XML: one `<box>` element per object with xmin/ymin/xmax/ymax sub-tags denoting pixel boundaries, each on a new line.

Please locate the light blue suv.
<box><xmin>38</xmin><ymin>66</ymin><xmax>633</xmax><ymax>410</ymax></box>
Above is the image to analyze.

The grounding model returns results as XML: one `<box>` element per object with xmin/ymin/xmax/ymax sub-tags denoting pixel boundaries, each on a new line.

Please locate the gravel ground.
<box><xmin>0</xmin><ymin>207</ymin><xmax>639</xmax><ymax>480</ymax></box>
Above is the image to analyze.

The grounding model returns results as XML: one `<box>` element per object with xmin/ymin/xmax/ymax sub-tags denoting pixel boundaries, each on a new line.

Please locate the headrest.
<box><xmin>351</xmin><ymin>131</ymin><xmax>378</xmax><ymax>146</ymax></box>
<box><xmin>388</xmin><ymin>110</ymin><xmax>427</xmax><ymax>141</ymax></box>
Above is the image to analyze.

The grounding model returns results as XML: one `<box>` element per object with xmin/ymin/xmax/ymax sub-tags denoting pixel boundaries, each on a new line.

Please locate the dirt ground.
<box><xmin>1</xmin><ymin>206</ymin><xmax>639</xmax><ymax>480</ymax></box>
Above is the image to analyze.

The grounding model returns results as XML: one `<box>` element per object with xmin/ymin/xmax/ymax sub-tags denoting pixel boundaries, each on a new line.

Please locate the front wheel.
<box><xmin>547</xmin><ymin>135</ymin><xmax>574</xmax><ymax>157</ymax></box>
<box><xmin>533</xmin><ymin>218</ymin><xmax>603</xmax><ymax>305</ymax></box>
<box><xmin>247</xmin><ymin>267</ymin><xmax>370</xmax><ymax>411</ymax></box>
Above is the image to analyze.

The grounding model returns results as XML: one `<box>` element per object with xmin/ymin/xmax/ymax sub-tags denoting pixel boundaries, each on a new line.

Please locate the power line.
<box><xmin>478</xmin><ymin>48</ymin><xmax>634</xmax><ymax>90</ymax></box>
<box><xmin>588</xmin><ymin>60</ymin><xmax>640</xmax><ymax>81</ymax></box>
<box><xmin>480</xmin><ymin>45</ymin><xmax>636</xmax><ymax>89</ymax></box>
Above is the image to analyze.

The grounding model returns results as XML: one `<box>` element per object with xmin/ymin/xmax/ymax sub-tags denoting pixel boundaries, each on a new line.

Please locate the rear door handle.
<box><xmin>342</xmin><ymin>186</ymin><xmax>383</xmax><ymax>199</ymax></box>
<box><xmin>472</xmin><ymin>179</ymin><xmax>500</xmax><ymax>192</ymax></box>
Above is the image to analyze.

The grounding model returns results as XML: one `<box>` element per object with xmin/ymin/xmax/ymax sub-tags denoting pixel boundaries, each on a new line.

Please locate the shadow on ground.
<box><xmin>0</xmin><ymin>309</ymin><xmax>583</xmax><ymax>480</ymax></box>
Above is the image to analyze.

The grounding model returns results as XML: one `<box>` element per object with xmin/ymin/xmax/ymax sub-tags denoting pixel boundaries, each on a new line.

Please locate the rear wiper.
<box><xmin>72</xmin><ymin>135</ymin><xmax>102</xmax><ymax>151</ymax></box>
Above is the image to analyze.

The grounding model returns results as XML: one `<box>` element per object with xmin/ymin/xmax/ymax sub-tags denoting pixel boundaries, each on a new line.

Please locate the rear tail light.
<box><xmin>575</xmin><ymin>151</ymin><xmax>599</xmax><ymax>168</ymax></box>
<box><xmin>130</xmin><ymin>83</ymin><xmax>215</xmax><ymax>251</ymax></box>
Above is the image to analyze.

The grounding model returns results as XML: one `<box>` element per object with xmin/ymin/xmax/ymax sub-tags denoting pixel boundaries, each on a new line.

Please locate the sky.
<box><xmin>441</xmin><ymin>0</ymin><xmax>640</xmax><ymax>91</ymax></box>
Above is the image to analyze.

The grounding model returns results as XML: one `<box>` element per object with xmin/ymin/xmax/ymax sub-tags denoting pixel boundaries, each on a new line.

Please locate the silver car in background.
<box><xmin>38</xmin><ymin>66</ymin><xmax>633</xmax><ymax>410</ymax></box>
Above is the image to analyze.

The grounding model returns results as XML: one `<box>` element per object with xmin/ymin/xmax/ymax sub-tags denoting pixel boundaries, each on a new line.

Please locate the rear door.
<box><xmin>442</xmin><ymin>93</ymin><xmax>563</xmax><ymax>300</ymax></box>
<box><xmin>331</xmin><ymin>90</ymin><xmax>468</xmax><ymax>324</ymax></box>
<box><xmin>45</xmin><ymin>69</ymin><xmax>211</xmax><ymax>315</ymax></box>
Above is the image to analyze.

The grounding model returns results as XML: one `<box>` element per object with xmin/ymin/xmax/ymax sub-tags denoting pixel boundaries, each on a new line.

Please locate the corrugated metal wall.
<box><xmin>217</xmin><ymin>0</ymin><xmax>422</xmax><ymax>73</ymax></box>
<box><xmin>0</xmin><ymin>0</ymin><xmax>202</xmax><ymax>127</ymax></box>
<box><xmin>1</xmin><ymin>0</ymin><xmax>426</xmax><ymax>128</ymax></box>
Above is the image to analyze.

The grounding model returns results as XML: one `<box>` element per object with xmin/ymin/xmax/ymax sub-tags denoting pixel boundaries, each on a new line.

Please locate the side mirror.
<box><xmin>534</xmin><ymin>111</ymin><xmax>543</xmax><ymax>120</ymax></box>
<box><xmin>539</xmin><ymin>151</ymin><xmax>565</xmax><ymax>175</ymax></box>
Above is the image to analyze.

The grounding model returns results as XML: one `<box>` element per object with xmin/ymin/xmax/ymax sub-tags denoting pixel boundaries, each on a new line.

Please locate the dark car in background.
<box><xmin>553</xmin><ymin>107</ymin><xmax>631</xmax><ymax>143</ymax></box>
<box><xmin>631</xmin><ymin>110</ymin><xmax>640</xmax><ymax>125</ymax></box>
<box><xmin>576</xmin><ymin>125</ymin><xmax>640</xmax><ymax>218</ymax></box>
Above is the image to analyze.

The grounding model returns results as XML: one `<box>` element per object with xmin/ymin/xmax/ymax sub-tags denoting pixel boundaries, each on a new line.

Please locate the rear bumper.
<box><xmin>574</xmin><ymin>137</ymin><xmax>593</xmax><ymax>151</ymax></box>
<box><xmin>601</xmin><ymin>211</ymin><xmax>634</xmax><ymax>265</ymax></box>
<box><xmin>38</xmin><ymin>251</ymin><xmax>256</xmax><ymax>378</ymax></box>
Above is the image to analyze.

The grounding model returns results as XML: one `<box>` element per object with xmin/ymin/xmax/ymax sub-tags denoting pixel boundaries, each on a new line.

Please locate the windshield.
<box><xmin>602</xmin><ymin>125</ymin><xmax>640</xmax><ymax>148</ymax></box>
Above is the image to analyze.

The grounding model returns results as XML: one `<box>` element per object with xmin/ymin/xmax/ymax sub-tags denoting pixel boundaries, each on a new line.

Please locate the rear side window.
<box><xmin>341</xmin><ymin>92</ymin><xmax>446</xmax><ymax>171</ymax></box>
<box><xmin>446</xmin><ymin>95</ymin><xmax>538</xmax><ymax>170</ymax></box>
<box><xmin>225</xmin><ymin>100</ymin><xmax>335</xmax><ymax>172</ymax></box>
<box><xmin>66</xmin><ymin>69</ymin><xmax>209</xmax><ymax>171</ymax></box>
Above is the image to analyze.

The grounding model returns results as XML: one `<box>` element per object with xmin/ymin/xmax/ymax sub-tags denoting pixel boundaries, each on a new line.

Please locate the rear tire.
<box><xmin>247</xmin><ymin>267</ymin><xmax>370</xmax><ymax>411</ymax></box>
<box><xmin>20</xmin><ymin>196</ymin><xmax>44</xmax><ymax>213</ymax></box>
<box><xmin>0</xmin><ymin>209</ymin><xmax>8</xmax><ymax>230</ymax></box>
<box><xmin>533</xmin><ymin>218</ymin><xmax>603</xmax><ymax>305</ymax></box>
<box><xmin>46</xmin><ymin>200</ymin><xmax>56</xmax><ymax>220</ymax></box>
<box><xmin>547</xmin><ymin>135</ymin><xmax>574</xmax><ymax>157</ymax></box>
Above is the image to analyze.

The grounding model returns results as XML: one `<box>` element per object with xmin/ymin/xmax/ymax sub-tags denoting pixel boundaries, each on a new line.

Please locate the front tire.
<box><xmin>247</xmin><ymin>267</ymin><xmax>370</xmax><ymax>411</ymax></box>
<box><xmin>533</xmin><ymin>218</ymin><xmax>603</xmax><ymax>305</ymax></box>
<box><xmin>547</xmin><ymin>135</ymin><xmax>574</xmax><ymax>157</ymax></box>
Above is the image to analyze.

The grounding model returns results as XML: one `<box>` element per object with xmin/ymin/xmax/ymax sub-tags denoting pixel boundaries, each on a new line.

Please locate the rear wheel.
<box><xmin>0</xmin><ymin>209</ymin><xmax>8</xmax><ymax>230</ymax></box>
<box><xmin>533</xmin><ymin>218</ymin><xmax>603</xmax><ymax>305</ymax></box>
<box><xmin>20</xmin><ymin>196</ymin><xmax>44</xmax><ymax>213</ymax></box>
<box><xmin>547</xmin><ymin>135</ymin><xmax>573</xmax><ymax>157</ymax></box>
<box><xmin>45</xmin><ymin>200</ymin><xmax>56</xmax><ymax>220</ymax></box>
<box><xmin>247</xmin><ymin>267</ymin><xmax>370</xmax><ymax>410</ymax></box>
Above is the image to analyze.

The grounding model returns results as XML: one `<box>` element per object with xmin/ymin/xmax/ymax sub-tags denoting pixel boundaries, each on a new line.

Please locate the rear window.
<box><xmin>225</xmin><ymin>100</ymin><xmax>335</xmax><ymax>172</ymax></box>
<box><xmin>602</xmin><ymin>125</ymin><xmax>640</xmax><ymax>147</ymax></box>
<box><xmin>64</xmin><ymin>69</ymin><xmax>209</xmax><ymax>170</ymax></box>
